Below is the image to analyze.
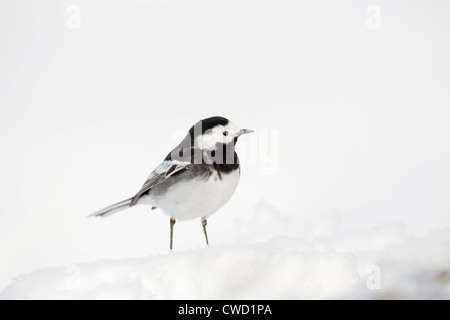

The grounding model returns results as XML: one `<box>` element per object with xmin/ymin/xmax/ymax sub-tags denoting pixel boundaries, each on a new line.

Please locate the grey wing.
<box><xmin>130</xmin><ymin>160</ymin><xmax>190</xmax><ymax>206</ymax></box>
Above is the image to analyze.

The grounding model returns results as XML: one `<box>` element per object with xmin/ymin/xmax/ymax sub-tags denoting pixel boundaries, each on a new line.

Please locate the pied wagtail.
<box><xmin>90</xmin><ymin>116</ymin><xmax>253</xmax><ymax>250</ymax></box>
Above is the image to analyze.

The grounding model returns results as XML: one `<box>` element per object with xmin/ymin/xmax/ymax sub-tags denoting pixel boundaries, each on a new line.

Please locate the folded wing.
<box><xmin>130</xmin><ymin>160</ymin><xmax>190</xmax><ymax>206</ymax></box>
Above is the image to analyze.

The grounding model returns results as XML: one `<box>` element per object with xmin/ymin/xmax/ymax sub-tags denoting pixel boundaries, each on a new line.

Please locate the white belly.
<box><xmin>147</xmin><ymin>170</ymin><xmax>240</xmax><ymax>221</ymax></box>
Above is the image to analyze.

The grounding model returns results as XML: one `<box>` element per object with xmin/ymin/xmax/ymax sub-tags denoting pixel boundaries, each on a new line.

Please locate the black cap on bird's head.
<box><xmin>189</xmin><ymin>116</ymin><xmax>230</xmax><ymax>137</ymax></box>
<box><xmin>187</xmin><ymin>116</ymin><xmax>254</xmax><ymax>150</ymax></box>
<box><xmin>166</xmin><ymin>116</ymin><xmax>253</xmax><ymax>162</ymax></box>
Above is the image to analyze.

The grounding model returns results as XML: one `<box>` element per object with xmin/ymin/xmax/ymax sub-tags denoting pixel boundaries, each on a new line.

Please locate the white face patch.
<box><xmin>194</xmin><ymin>122</ymin><xmax>241</xmax><ymax>150</ymax></box>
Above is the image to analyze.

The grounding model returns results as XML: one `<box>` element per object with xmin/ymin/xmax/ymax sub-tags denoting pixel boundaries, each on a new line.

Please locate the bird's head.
<box><xmin>189</xmin><ymin>116</ymin><xmax>254</xmax><ymax>150</ymax></box>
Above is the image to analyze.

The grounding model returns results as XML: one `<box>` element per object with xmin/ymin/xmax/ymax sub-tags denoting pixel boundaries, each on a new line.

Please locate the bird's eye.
<box><xmin>223</xmin><ymin>131</ymin><xmax>229</xmax><ymax>136</ymax></box>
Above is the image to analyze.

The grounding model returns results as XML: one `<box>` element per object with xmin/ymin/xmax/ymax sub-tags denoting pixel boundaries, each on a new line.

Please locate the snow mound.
<box><xmin>2</xmin><ymin>231</ymin><xmax>450</xmax><ymax>300</ymax></box>
<box><xmin>0</xmin><ymin>238</ymin><xmax>358</xmax><ymax>299</ymax></box>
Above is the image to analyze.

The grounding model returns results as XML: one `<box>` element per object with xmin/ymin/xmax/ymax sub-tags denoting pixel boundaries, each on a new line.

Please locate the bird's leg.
<box><xmin>202</xmin><ymin>217</ymin><xmax>209</xmax><ymax>247</ymax></box>
<box><xmin>170</xmin><ymin>219</ymin><xmax>176</xmax><ymax>250</ymax></box>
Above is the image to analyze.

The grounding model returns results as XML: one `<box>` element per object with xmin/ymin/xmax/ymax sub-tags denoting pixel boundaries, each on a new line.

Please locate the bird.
<box><xmin>89</xmin><ymin>116</ymin><xmax>253</xmax><ymax>250</ymax></box>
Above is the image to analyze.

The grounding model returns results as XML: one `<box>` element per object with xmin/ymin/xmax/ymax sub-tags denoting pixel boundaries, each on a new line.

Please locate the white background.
<box><xmin>1</xmin><ymin>0</ymin><xmax>450</xmax><ymax>293</ymax></box>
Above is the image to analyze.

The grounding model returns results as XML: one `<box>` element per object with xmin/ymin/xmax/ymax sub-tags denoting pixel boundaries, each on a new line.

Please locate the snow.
<box><xmin>1</xmin><ymin>0</ymin><xmax>450</xmax><ymax>300</ymax></box>
<box><xmin>2</xmin><ymin>225</ymin><xmax>450</xmax><ymax>300</ymax></box>
<box><xmin>0</xmin><ymin>239</ymin><xmax>355</xmax><ymax>300</ymax></box>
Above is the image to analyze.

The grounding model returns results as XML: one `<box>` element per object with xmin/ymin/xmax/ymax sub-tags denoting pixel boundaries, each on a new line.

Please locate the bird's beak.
<box><xmin>237</xmin><ymin>129</ymin><xmax>255</xmax><ymax>137</ymax></box>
